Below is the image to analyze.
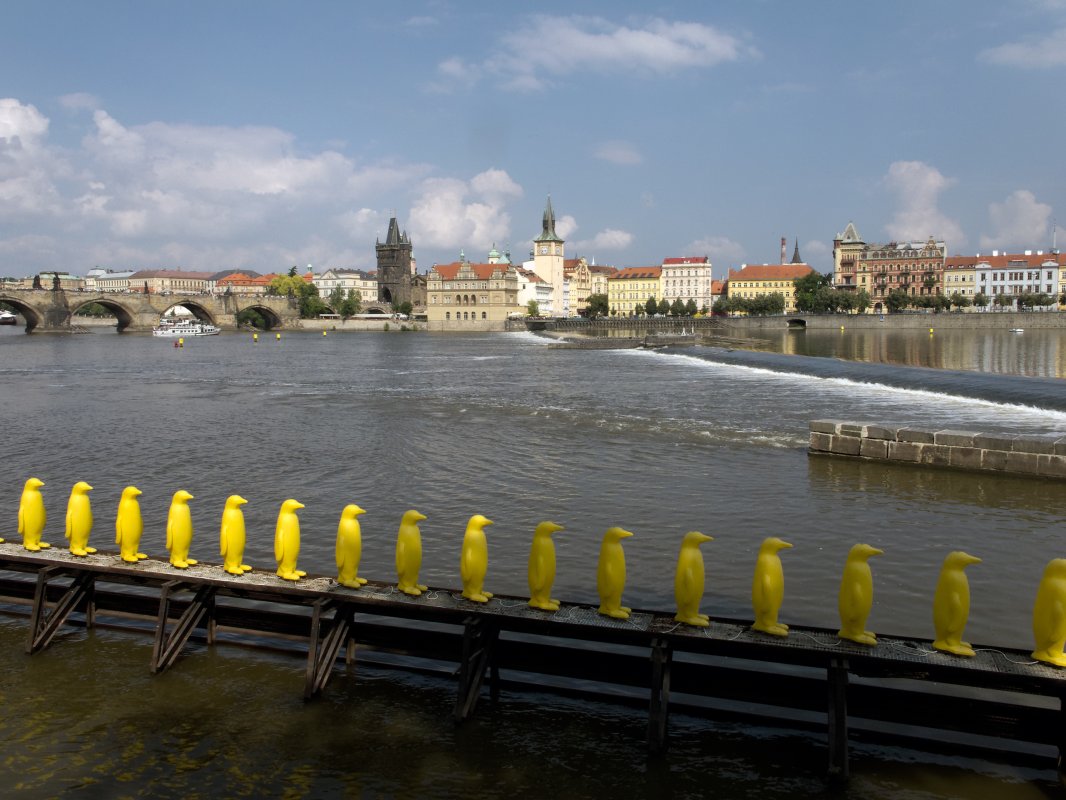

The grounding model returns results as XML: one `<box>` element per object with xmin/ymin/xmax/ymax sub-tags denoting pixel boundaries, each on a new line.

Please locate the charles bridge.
<box><xmin>0</xmin><ymin>288</ymin><xmax>302</xmax><ymax>332</ymax></box>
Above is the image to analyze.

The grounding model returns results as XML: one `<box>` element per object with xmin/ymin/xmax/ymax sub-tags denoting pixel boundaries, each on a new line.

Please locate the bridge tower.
<box><xmin>376</xmin><ymin>217</ymin><xmax>413</xmax><ymax>307</ymax></box>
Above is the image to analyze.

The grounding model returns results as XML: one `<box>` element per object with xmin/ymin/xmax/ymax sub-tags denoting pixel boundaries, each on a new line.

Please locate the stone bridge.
<box><xmin>0</xmin><ymin>289</ymin><xmax>303</xmax><ymax>332</ymax></box>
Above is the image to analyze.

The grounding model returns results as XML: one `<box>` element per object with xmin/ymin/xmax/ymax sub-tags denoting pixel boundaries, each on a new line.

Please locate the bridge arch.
<box><xmin>68</xmin><ymin>297</ymin><xmax>137</xmax><ymax>332</ymax></box>
<box><xmin>160</xmin><ymin>300</ymin><xmax>216</xmax><ymax>326</ymax></box>
<box><xmin>786</xmin><ymin>318</ymin><xmax>807</xmax><ymax>329</ymax></box>
<box><xmin>238</xmin><ymin>303</ymin><xmax>283</xmax><ymax>330</ymax></box>
<box><xmin>362</xmin><ymin>305</ymin><xmax>390</xmax><ymax>316</ymax></box>
<box><xmin>0</xmin><ymin>295</ymin><xmax>43</xmax><ymax>332</ymax></box>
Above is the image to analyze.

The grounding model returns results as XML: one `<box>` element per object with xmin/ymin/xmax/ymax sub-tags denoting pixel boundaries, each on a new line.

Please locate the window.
<box><xmin>482</xmin><ymin>312</ymin><xmax>487</xmax><ymax>320</ymax></box>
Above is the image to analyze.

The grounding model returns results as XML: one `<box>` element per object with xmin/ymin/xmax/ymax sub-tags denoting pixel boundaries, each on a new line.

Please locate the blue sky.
<box><xmin>1</xmin><ymin>1</ymin><xmax>1063</xmax><ymax>277</ymax></box>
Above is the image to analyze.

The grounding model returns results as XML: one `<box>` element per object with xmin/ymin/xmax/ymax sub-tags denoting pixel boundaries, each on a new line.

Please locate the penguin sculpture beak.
<box><xmin>960</xmin><ymin>552</ymin><xmax>982</xmax><ymax>566</ymax></box>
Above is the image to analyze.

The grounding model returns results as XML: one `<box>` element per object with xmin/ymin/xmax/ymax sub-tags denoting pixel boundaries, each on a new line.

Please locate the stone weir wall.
<box><xmin>808</xmin><ymin>420</ymin><xmax>1066</xmax><ymax>480</ymax></box>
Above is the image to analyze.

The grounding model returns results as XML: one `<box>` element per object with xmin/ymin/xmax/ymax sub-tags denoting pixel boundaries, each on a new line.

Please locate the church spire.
<box><xmin>386</xmin><ymin>216</ymin><xmax>402</xmax><ymax>246</ymax></box>
<box><xmin>791</xmin><ymin>238</ymin><xmax>803</xmax><ymax>264</ymax></box>
<box><xmin>535</xmin><ymin>196</ymin><xmax>563</xmax><ymax>243</ymax></box>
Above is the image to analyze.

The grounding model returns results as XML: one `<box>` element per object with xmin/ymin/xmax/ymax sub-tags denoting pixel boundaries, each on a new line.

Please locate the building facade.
<box><xmin>608</xmin><ymin>267</ymin><xmax>662</xmax><ymax>316</ymax></box>
<box><xmin>426</xmin><ymin>258</ymin><xmax>520</xmax><ymax>330</ymax></box>
<box><xmin>726</xmin><ymin>263</ymin><xmax>815</xmax><ymax>312</ymax></box>
<box><xmin>946</xmin><ymin>252</ymin><xmax>1065</xmax><ymax>308</ymax></box>
<box><xmin>661</xmin><ymin>256</ymin><xmax>713</xmax><ymax>311</ymax></box>
<box><xmin>128</xmin><ymin>270</ymin><xmax>215</xmax><ymax>294</ymax></box>
<box><xmin>314</xmin><ymin>269</ymin><xmax>379</xmax><ymax>305</ymax></box>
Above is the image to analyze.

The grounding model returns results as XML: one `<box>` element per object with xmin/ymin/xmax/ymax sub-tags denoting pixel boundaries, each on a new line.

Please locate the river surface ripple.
<box><xmin>0</xmin><ymin>325</ymin><xmax>1062</xmax><ymax>797</ymax></box>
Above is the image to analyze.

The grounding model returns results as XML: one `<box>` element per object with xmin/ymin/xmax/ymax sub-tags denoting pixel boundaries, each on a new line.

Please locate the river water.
<box><xmin>1</xmin><ymin>324</ymin><xmax>1063</xmax><ymax>797</ymax></box>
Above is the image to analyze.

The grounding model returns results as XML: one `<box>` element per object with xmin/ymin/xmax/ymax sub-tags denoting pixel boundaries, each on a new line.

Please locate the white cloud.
<box><xmin>0</xmin><ymin>99</ymin><xmax>435</xmax><ymax>271</ymax></box>
<box><xmin>573</xmin><ymin>228</ymin><xmax>634</xmax><ymax>252</ymax></box>
<box><xmin>979</xmin><ymin>190</ymin><xmax>1052</xmax><ymax>250</ymax></box>
<box><xmin>408</xmin><ymin>169</ymin><xmax>523</xmax><ymax>253</ymax></box>
<box><xmin>593</xmin><ymin>140</ymin><xmax>643</xmax><ymax>166</ymax></box>
<box><xmin>437</xmin><ymin>15</ymin><xmax>757</xmax><ymax>91</ymax></box>
<box><xmin>59</xmin><ymin>92</ymin><xmax>100</xmax><ymax>111</ymax></box>
<box><xmin>684</xmin><ymin>236</ymin><xmax>746</xmax><ymax>266</ymax></box>
<box><xmin>555</xmin><ymin>214</ymin><xmax>578</xmax><ymax>240</ymax></box>
<box><xmin>883</xmin><ymin>160</ymin><xmax>964</xmax><ymax>247</ymax></box>
<box><xmin>979</xmin><ymin>27</ymin><xmax>1066</xmax><ymax>68</ymax></box>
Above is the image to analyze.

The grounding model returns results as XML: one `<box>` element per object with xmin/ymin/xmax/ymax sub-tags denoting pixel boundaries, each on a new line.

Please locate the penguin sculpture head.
<box><xmin>761</xmin><ymin>537</ymin><xmax>792</xmax><ymax>554</ymax></box>
<box><xmin>172</xmin><ymin>489</ymin><xmax>194</xmax><ymax>504</ymax></box>
<box><xmin>342</xmin><ymin>504</ymin><xmax>366</xmax><ymax>519</ymax></box>
<box><xmin>534</xmin><ymin>521</ymin><xmax>564</xmax><ymax>537</ymax></box>
<box><xmin>402</xmin><ymin>509</ymin><xmax>427</xmax><ymax>525</ymax></box>
<box><xmin>849</xmin><ymin>543</ymin><xmax>883</xmax><ymax>561</ymax></box>
<box><xmin>1043</xmin><ymin>559</ymin><xmax>1066</xmax><ymax>580</ymax></box>
<box><xmin>225</xmin><ymin>495</ymin><xmax>248</xmax><ymax>509</ymax></box>
<box><xmin>25</xmin><ymin>477</ymin><xmax>44</xmax><ymax>491</ymax></box>
<box><xmin>944</xmin><ymin>551</ymin><xmax>981</xmax><ymax>569</ymax></box>
<box><xmin>467</xmin><ymin>514</ymin><xmax>493</xmax><ymax>531</ymax></box>
<box><xmin>682</xmin><ymin>531</ymin><xmax>714</xmax><ymax>547</ymax></box>
<box><xmin>121</xmin><ymin>486</ymin><xmax>142</xmax><ymax>500</ymax></box>
<box><xmin>72</xmin><ymin>481</ymin><xmax>93</xmax><ymax>494</ymax></box>
<box><xmin>280</xmin><ymin>499</ymin><xmax>305</xmax><ymax>513</ymax></box>
<box><xmin>604</xmin><ymin>526</ymin><xmax>634</xmax><ymax>542</ymax></box>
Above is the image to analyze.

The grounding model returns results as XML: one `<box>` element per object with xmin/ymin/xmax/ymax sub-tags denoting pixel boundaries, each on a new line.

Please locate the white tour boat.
<box><xmin>152</xmin><ymin>318</ymin><xmax>221</xmax><ymax>337</ymax></box>
<box><xmin>0</xmin><ymin>310</ymin><xmax>17</xmax><ymax>326</ymax></box>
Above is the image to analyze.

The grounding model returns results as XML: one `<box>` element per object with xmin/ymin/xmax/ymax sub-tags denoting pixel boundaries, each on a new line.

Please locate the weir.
<box><xmin>2</xmin><ymin>542</ymin><xmax>1065</xmax><ymax>782</ymax></box>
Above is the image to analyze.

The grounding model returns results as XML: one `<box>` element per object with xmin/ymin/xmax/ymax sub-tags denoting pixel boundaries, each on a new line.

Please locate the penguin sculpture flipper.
<box><xmin>165</xmin><ymin>514</ymin><xmax>174</xmax><ymax>553</ymax></box>
<box><xmin>17</xmin><ymin>503</ymin><xmax>24</xmax><ymax>535</ymax></box>
<box><xmin>65</xmin><ymin>505</ymin><xmax>73</xmax><ymax>541</ymax></box>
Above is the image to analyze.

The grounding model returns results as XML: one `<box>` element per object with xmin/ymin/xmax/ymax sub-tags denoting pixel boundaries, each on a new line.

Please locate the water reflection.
<box><xmin>772</xmin><ymin>328</ymin><xmax>1066</xmax><ymax>378</ymax></box>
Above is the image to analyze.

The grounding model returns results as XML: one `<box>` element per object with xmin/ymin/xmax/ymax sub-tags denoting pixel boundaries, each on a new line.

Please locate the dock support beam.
<box><xmin>827</xmin><ymin>657</ymin><xmax>850</xmax><ymax>782</ymax></box>
<box><xmin>150</xmin><ymin>581</ymin><xmax>217</xmax><ymax>674</ymax></box>
<box><xmin>648</xmin><ymin>637</ymin><xmax>673</xmax><ymax>753</ymax></box>
<box><xmin>453</xmin><ymin>616</ymin><xmax>499</xmax><ymax>722</ymax></box>
<box><xmin>27</xmin><ymin>567</ymin><xmax>96</xmax><ymax>655</ymax></box>
<box><xmin>305</xmin><ymin>599</ymin><xmax>355</xmax><ymax>699</ymax></box>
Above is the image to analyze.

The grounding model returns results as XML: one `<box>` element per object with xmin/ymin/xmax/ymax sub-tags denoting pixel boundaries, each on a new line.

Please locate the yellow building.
<box><xmin>726</xmin><ymin>263</ymin><xmax>815</xmax><ymax>312</ymax></box>
<box><xmin>941</xmin><ymin>263</ymin><xmax>976</xmax><ymax>301</ymax></box>
<box><xmin>426</xmin><ymin>259</ymin><xmax>520</xmax><ymax>331</ymax></box>
<box><xmin>608</xmin><ymin>267</ymin><xmax>662</xmax><ymax>316</ymax></box>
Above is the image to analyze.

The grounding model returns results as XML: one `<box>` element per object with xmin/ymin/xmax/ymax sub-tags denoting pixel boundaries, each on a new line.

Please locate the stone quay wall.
<box><xmin>808</xmin><ymin>420</ymin><xmax>1066</xmax><ymax>480</ymax></box>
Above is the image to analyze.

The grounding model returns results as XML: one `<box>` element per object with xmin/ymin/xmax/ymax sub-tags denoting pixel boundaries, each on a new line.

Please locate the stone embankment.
<box><xmin>809</xmin><ymin>420</ymin><xmax>1066</xmax><ymax>480</ymax></box>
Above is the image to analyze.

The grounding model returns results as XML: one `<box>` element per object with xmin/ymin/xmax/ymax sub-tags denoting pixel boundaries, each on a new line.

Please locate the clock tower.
<box><xmin>532</xmin><ymin>196</ymin><xmax>565</xmax><ymax>316</ymax></box>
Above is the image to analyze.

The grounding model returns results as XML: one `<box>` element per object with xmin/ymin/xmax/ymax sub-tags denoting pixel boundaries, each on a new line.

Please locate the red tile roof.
<box><xmin>944</xmin><ymin>253</ymin><xmax>1065</xmax><ymax>269</ymax></box>
<box><xmin>431</xmin><ymin>262</ymin><xmax>513</xmax><ymax>280</ymax></box>
<box><xmin>728</xmin><ymin>264</ymin><xmax>815</xmax><ymax>281</ymax></box>
<box><xmin>611</xmin><ymin>266</ymin><xmax>662</xmax><ymax>280</ymax></box>
<box><xmin>663</xmin><ymin>256</ymin><xmax>709</xmax><ymax>265</ymax></box>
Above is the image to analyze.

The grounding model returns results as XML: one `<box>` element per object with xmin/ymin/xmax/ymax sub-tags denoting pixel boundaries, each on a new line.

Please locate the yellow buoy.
<box><xmin>253</xmin><ymin>332</ymin><xmax>258</xmax><ymax>342</ymax></box>
<box><xmin>276</xmin><ymin>332</ymin><xmax>281</xmax><ymax>341</ymax></box>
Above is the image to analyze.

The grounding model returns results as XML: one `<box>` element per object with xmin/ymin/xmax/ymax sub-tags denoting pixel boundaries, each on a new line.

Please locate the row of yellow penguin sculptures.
<box><xmin>13</xmin><ymin>478</ymin><xmax>1066</xmax><ymax>668</ymax></box>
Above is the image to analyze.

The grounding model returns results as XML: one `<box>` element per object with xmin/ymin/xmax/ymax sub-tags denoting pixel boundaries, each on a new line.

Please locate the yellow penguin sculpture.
<box><xmin>1031</xmin><ymin>559</ymin><xmax>1066</xmax><ymax>667</ymax></box>
<box><xmin>336</xmin><ymin>504</ymin><xmax>368</xmax><ymax>589</ymax></box>
<box><xmin>752</xmin><ymin>537</ymin><xmax>793</xmax><ymax>637</ymax></box>
<box><xmin>673</xmin><ymin>531</ymin><xmax>714</xmax><ymax>627</ymax></box>
<box><xmin>18</xmin><ymin>477</ymin><xmax>49</xmax><ymax>551</ymax></box>
<box><xmin>528</xmin><ymin>521</ymin><xmax>565</xmax><ymax>611</ymax></box>
<box><xmin>396</xmin><ymin>509</ymin><xmax>428</xmax><ymax>596</ymax></box>
<box><xmin>274</xmin><ymin>499</ymin><xmax>306</xmax><ymax>581</ymax></box>
<box><xmin>597</xmin><ymin>527</ymin><xmax>634</xmax><ymax>620</ymax></box>
<box><xmin>116</xmin><ymin>486</ymin><xmax>147</xmax><ymax>563</ymax></box>
<box><xmin>932</xmin><ymin>551</ymin><xmax>982</xmax><ymax>657</ymax></box>
<box><xmin>165</xmin><ymin>489</ymin><xmax>197</xmax><ymax>569</ymax></box>
<box><xmin>837</xmin><ymin>543</ymin><xmax>884</xmax><ymax>646</ymax></box>
<box><xmin>460</xmin><ymin>514</ymin><xmax>494</xmax><ymax>603</ymax></box>
<box><xmin>65</xmin><ymin>481</ymin><xmax>96</xmax><ymax>556</ymax></box>
<box><xmin>220</xmin><ymin>495</ymin><xmax>253</xmax><ymax>575</ymax></box>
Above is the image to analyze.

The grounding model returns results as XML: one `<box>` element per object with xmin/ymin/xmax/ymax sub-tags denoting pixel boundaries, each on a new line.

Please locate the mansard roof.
<box><xmin>431</xmin><ymin>261</ymin><xmax>514</xmax><ymax>281</ymax></box>
<box><xmin>611</xmin><ymin>266</ymin><xmax>662</xmax><ymax>280</ymax></box>
<box><xmin>728</xmin><ymin>264</ymin><xmax>815</xmax><ymax>282</ymax></box>
<box><xmin>662</xmin><ymin>256</ymin><xmax>709</xmax><ymax>265</ymax></box>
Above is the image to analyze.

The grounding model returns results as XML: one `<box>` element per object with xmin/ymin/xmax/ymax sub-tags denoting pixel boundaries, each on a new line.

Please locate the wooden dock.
<box><xmin>1</xmin><ymin>541</ymin><xmax>1064</xmax><ymax>782</ymax></box>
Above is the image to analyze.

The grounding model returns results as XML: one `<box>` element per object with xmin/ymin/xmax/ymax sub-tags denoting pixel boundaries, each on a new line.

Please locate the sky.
<box><xmin>1</xmin><ymin>1</ymin><xmax>1064</xmax><ymax>278</ymax></box>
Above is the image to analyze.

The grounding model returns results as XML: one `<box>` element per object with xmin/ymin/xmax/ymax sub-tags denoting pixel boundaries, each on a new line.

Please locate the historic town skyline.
<box><xmin>1</xmin><ymin>1</ymin><xmax>1063</xmax><ymax>276</ymax></box>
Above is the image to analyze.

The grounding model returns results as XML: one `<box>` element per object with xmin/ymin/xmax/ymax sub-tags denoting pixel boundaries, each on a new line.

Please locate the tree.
<box><xmin>669</xmin><ymin>298</ymin><xmax>685</xmax><ymax>316</ymax></box>
<box><xmin>586</xmin><ymin>293</ymin><xmax>609</xmax><ymax>318</ymax></box>
<box><xmin>886</xmin><ymin>289</ymin><xmax>910</xmax><ymax>313</ymax></box>
<box><xmin>793</xmin><ymin>272</ymin><xmax>832</xmax><ymax>312</ymax></box>
<box><xmin>994</xmin><ymin>294</ymin><xmax>1014</xmax><ymax>310</ymax></box>
<box><xmin>852</xmin><ymin>290</ymin><xmax>871</xmax><ymax>314</ymax></box>
<box><xmin>339</xmin><ymin>289</ymin><xmax>363</xmax><ymax>318</ymax></box>
<box><xmin>526</xmin><ymin>300</ymin><xmax>539</xmax><ymax>317</ymax></box>
<box><xmin>288</xmin><ymin>266</ymin><xmax>298</xmax><ymax>277</ymax></box>
<box><xmin>973</xmin><ymin>292</ymin><xmax>989</xmax><ymax>308</ymax></box>
<box><xmin>712</xmin><ymin>296</ymin><xmax>733</xmax><ymax>316</ymax></box>
<box><xmin>645</xmin><ymin>296</ymin><xmax>658</xmax><ymax>316</ymax></box>
<box><xmin>949</xmin><ymin>292</ymin><xmax>972</xmax><ymax>310</ymax></box>
<box><xmin>397</xmin><ymin>300</ymin><xmax>413</xmax><ymax>317</ymax></box>
<box><xmin>236</xmin><ymin>308</ymin><xmax>266</xmax><ymax>328</ymax></box>
<box><xmin>685</xmin><ymin>298</ymin><xmax>698</xmax><ymax>317</ymax></box>
<box><xmin>657</xmin><ymin>298</ymin><xmax>672</xmax><ymax>316</ymax></box>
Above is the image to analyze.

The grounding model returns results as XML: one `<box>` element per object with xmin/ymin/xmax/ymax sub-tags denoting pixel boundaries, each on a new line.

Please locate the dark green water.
<box><xmin>1</xmin><ymin>326</ymin><xmax>1063</xmax><ymax>797</ymax></box>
